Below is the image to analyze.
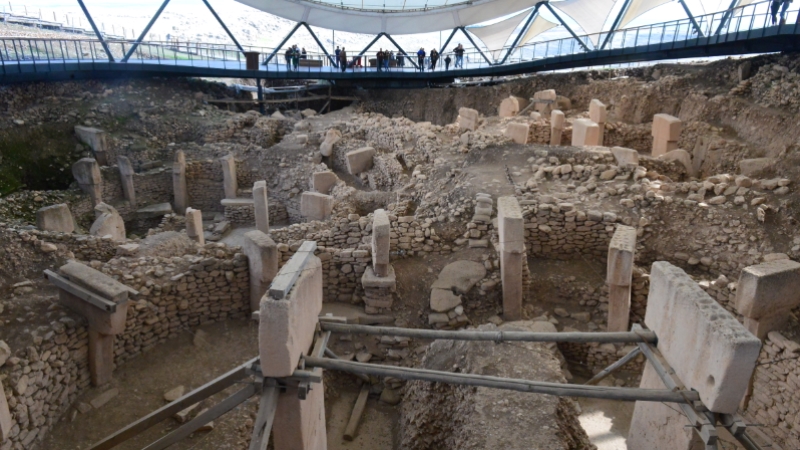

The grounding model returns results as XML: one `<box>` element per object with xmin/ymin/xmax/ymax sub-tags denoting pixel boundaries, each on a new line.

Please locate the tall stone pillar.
<box><xmin>362</xmin><ymin>209</ymin><xmax>396</xmax><ymax>314</ymax></box>
<box><xmin>498</xmin><ymin>96</ymin><xmax>529</xmax><ymax>117</ymax></box>
<box><xmin>172</xmin><ymin>150</ymin><xmax>188</xmax><ymax>214</ymax></box>
<box><xmin>628</xmin><ymin>262</ymin><xmax>760</xmax><ymax>450</ymax></box>
<box><xmin>72</xmin><ymin>158</ymin><xmax>103</xmax><ymax>206</ymax></box>
<box><xmin>117</xmin><ymin>156</ymin><xmax>136</xmax><ymax>207</ymax></box>
<box><xmin>259</xmin><ymin>243</ymin><xmax>327</xmax><ymax>450</ymax></box>
<box><xmin>89</xmin><ymin>203</ymin><xmax>126</xmax><ymax>242</ymax></box>
<box><xmin>243</xmin><ymin>230</ymin><xmax>279</xmax><ymax>312</ymax></box>
<box><xmin>571</xmin><ymin>119</ymin><xmax>601</xmax><ymax>147</ymax></box>
<box><xmin>550</xmin><ymin>110</ymin><xmax>565</xmax><ymax>145</ymax></box>
<box><xmin>735</xmin><ymin>259</ymin><xmax>800</xmax><ymax>339</ymax></box>
<box><xmin>220</xmin><ymin>153</ymin><xmax>238</xmax><ymax>199</ymax></box>
<box><xmin>186</xmin><ymin>207</ymin><xmax>205</xmax><ymax>245</ymax></box>
<box><xmin>498</xmin><ymin>196</ymin><xmax>524</xmax><ymax>320</ymax></box>
<box><xmin>533</xmin><ymin>89</ymin><xmax>557</xmax><ymax>116</ymax></box>
<box><xmin>606</xmin><ymin>225</ymin><xmax>636</xmax><ymax>332</ymax></box>
<box><xmin>589</xmin><ymin>99</ymin><xmax>607</xmax><ymax>145</ymax></box>
<box><xmin>74</xmin><ymin>126</ymin><xmax>109</xmax><ymax>166</ymax></box>
<box><xmin>253</xmin><ymin>180</ymin><xmax>270</xmax><ymax>234</ymax></box>
<box><xmin>652</xmin><ymin>114</ymin><xmax>681</xmax><ymax>157</ymax></box>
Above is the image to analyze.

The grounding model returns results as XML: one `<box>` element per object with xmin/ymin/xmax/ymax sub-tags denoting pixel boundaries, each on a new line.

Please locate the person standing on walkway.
<box><xmin>291</xmin><ymin>45</ymin><xmax>300</xmax><ymax>71</ymax></box>
<box><xmin>340</xmin><ymin>47</ymin><xmax>348</xmax><ymax>72</ymax></box>
<box><xmin>397</xmin><ymin>52</ymin><xmax>404</xmax><ymax>68</ymax></box>
<box><xmin>771</xmin><ymin>0</ymin><xmax>782</xmax><ymax>24</ymax></box>
<box><xmin>454</xmin><ymin>44</ymin><xmax>464</xmax><ymax>68</ymax></box>
<box><xmin>779</xmin><ymin>0</ymin><xmax>793</xmax><ymax>25</ymax></box>
<box><xmin>417</xmin><ymin>47</ymin><xmax>426</xmax><ymax>72</ymax></box>
<box><xmin>386</xmin><ymin>51</ymin><xmax>393</xmax><ymax>71</ymax></box>
<box><xmin>376</xmin><ymin>48</ymin><xmax>384</xmax><ymax>72</ymax></box>
<box><xmin>444</xmin><ymin>54</ymin><xmax>452</xmax><ymax>70</ymax></box>
<box><xmin>301</xmin><ymin>48</ymin><xmax>307</xmax><ymax>59</ymax></box>
<box><xmin>284</xmin><ymin>47</ymin><xmax>292</xmax><ymax>70</ymax></box>
<box><xmin>430</xmin><ymin>49</ymin><xmax>439</xmax><ymax>71</ymax></box>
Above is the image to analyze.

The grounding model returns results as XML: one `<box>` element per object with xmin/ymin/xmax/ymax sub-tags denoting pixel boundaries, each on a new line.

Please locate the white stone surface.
<box><xmin>253</xmin><ymin>180</ymin><xmax>270</xmax><ymax>234</ymax></box>
<box><xmin>36</xmin><ymin>204</ymin><xmax>74</xmax><ymax>233</ymax></box>
<box><xmin>735</xmin><ymin>259</ymin><xmax>800</xmax><ymax>319</ymax></box>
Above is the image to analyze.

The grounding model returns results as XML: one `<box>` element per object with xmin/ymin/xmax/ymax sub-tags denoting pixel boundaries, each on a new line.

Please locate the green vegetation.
<box><xmin>0</xmin><ymin>124</ymin><xmax>81</xmax><ymax>196</ymax></box>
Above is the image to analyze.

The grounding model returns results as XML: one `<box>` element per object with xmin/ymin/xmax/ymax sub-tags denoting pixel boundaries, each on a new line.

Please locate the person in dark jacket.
<box><xmin>771</xmin><ymin>0</ymin><xmax>782</xmax><ymax>24</ymax></box>
<box><xmin>430</xmin><ymin>49</ymin><xmax>439</xmax><ymax>71</ymax></box>
<box><xmin>376</xmin><ymin>48</ymin><xmax>384</xmax><ymax>72</ymax></box>
<box><xmin>417</xmin><ymin>48</ymin><xmax>425</xmax><ymax>72</ymax></box>
<box><xmin>339</xmin><ymin>47</ymin><xmax>347</xmax><ymax>72</ymax></box>
<box><xmin>444</xmin><ymin>54</ymin><xmax>452</xmax><ymax>70</ymax></box>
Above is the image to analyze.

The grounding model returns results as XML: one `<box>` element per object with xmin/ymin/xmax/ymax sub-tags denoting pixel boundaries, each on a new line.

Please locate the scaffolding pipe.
<box><xmin>319</xmin><ymin>322</ymin><xmax>658</xmax><ymax>344</ymax></box>
<box><xmin>303</xmin><ymin>356</ymin><xmax>699</xmax><ymax>403</ymax></box>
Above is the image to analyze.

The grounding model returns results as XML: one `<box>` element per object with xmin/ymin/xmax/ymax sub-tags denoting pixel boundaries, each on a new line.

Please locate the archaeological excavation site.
<box><xmin>3</xmin><ymin>2</ymin><xmax>800</xmax><ymax>449</ymax></box>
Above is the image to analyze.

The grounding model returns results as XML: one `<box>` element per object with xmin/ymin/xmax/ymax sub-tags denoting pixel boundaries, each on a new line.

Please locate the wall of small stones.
<box><xmin>185</xmin><ymin>160</ymin><xmax>225</xmax><ymax>213</ymax></box>
<box><xmin>98</xmin><ymin>167</ymin><xmax>172</xmax><ymax>218</ymax></box>
<box><xmin>222</xmin><ymin>202</ymin><xmax>289</xmax><ymax>226</ymax></box>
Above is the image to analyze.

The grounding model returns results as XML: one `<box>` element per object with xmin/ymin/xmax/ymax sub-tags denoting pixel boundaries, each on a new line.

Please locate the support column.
<box><xmin>117</xmin><ymin>156</ymin><xmax>136</xmax><ymax>207</ymax></box>
<box><xmin>186</xmin><ymin>207</ymin><xmax>205</xmax><ymax>245</ymax></box>
<box><xmin>571</xmin><ymin>119</ymin><xmax>601</xmax><ymax>147</ymax></box>
<box><xmin>550</xmin><ymin>110</ymin><xmax>565</xmax><ymax>145</ymax></box>
<box><xmin>589</xmin><ymin>99</ymin><xmax>607</xmax><ymax>146</ymax></box>
<box><xmin>606</xmin><ymin>225</ymin><xmax>636</xmax><ymax>332</ymax></box>
<box><xmin>172</xmin><ymin>150</ymin><xmax>188</xmax><ymax>214</ymax></box>
<box><xmin>253</xmin><ymin>180</ymin><xmax>270</xmax><ymax>234</ymax></box>
<box><xmin>498</xmin><ymin>196</ymin><xmax>524</xmax><ymax>320</ymax></box>
<box><xmin>220</xmin><ymin>153</ymin><xmax>238</xmax><ymax>199</ymax></box>
<box><xmin>72</xmin><ymin>157</ymin><xmax>103</xmax><ymax>206</ymax></box>
<box><xmin>243</xmin><ymin>230</ymin><xmax>279</xmax><ymax>312</ymax></box>
<box><xmin>735</xmin><ymin>259</ymin><xmax>800</xmax><ymax>339</ymax></box>
<box><xmin>651</xmin><ymin>114</ymin><xmax>681</xmax><ymax>157</ymax></box>
<box><xmin>628</xmin><ymin>262</ymin><xmax>761</xmax><ymax>449</ymax></box>
<box><xmin>362</xmin><ymin>209</ymin><xmax>396</xmax><ymax>314</ymax></box>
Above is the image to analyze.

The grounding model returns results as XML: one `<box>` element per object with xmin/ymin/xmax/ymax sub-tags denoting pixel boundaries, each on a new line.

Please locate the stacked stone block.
<box><xmin>498</xmin><ymin>196</ymin><xmax>525</xmax><ymax>320</ymax></box>
<box><xmin>606</xmin><ymin>225</ymin><xmax>636</xmax><ymax>332</ymax></box>
<box><xmin>589</xmin><ymin>99</ymin><xmax>607</xmax><ymax>145</ymax></box>
<box><xmin>550</xmin><ymin>110</ymin><xmax>565</xmax><ymax>145</ymax></box>
<box><xmin>735</xmin><ymin>259</ymin><xmax>800</xmax><ymax>339</ymax></box>
<box><xmin>361</xmin><ymin>209</ymin><xmax>396</xmax><ymax>314</ymax></box>
<box><xmin>652</xmin><ymin>113</ymin><xmax>681</xmax><ymax>157</ymax></box>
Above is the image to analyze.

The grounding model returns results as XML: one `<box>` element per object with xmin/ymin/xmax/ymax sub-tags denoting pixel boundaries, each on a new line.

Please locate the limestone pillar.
<box><xmin>628</xmin><ymin>262</ymin><xmax>761</xmax><ymax>449</ymax></box>
<box><xmin>457</xmin><ymin>107</ymin><xmax>479</xmax><ymax>131</ymax></box>
<box><xmin>300</xmin><ymin>192</ymin><xmax>333</xmax><ymax>221</ymax></box>
<box><xmin>362</xmin><ymin>209</ymin><xmax>396</xmax><ymax>314</ymax></box>
<box><xmin>345</xmin><ymin>147</ymin><xmax>375</xmax><ymax>175</ymax></box>
<box><xmin>735</xmin><ymin>259</ymin><xmax>800</xmax><ymax>339</ymax></box>
<box><xmin>0</xmin><ymin>380</ymin><xmax>10</xmax><ymax>442</ymax></box>
<box><xmin>75</xmin><ymin>126</ymin><xmax>109</xmax><ymax>166</ymax></box>
<box><xmin>117</xmin><ymin>156</ymin><xmax>136</xmax><ymax>207</ymax></box>
<box><xmin>243</xmin><ymin>230</ymin><xmax>279</xmax><ymax>312</ymax></box>
<box><xmin>571</xmin><ymin>119</ymin><xmax>601</xmax><ymax>147</ymax></box>
<box><xmin>498</xmin><ymin>196</ymin><xmax>524</xmax><ymax>320</ymax></box>
<box><xmin>606</xmin><ymin>225</ymin><xmax>636</xmax><ymax>332</ymax></box>
<box><xmin>253</xmin><ymin>180</ymin><xmax>270</xmax><ymax>234</ymax></box>
<box><xmin>505</xmin><ymin>122</ymin><xmax>529</xmax><ymax>145</ymax></box>
<box><xmin>533</xmin><ymin>89</ymin><xmax>557</xmax><ymax>116</ymax></box>
<box><xmin>312</xmin><ymin>171</ymin><xmax>339</xmax><ymax>194</ymax></box>
<box><xmin>186</xmin><ymin>207</ymin><xmax>205</xmax><ymax>245</ymax></box>
<box><xmin>50</xmin><ymin>261</ymin><xmax>136</xmax><ymax>386</ymax></box>
<box><xmin>550</xmin><ymin>110</ymin><xmax>565</xmax><ymax>145</ymax></box>
<box><xmin>36</xmin><ymin>204</ymin><xmax>75</xmax><ymax>233</ymax></box>
<box><xmin>259</xmin><ymin>242</ymin><xmax>327</xmax><ymax>450</ymax></box>
<box><xmin>589</xmin><ymin>99</ymin><xmax>607</xmax><ymax>145</ymax></box>
<box><xmin>89</xmin><ymin>203</ymin><xmax>126</xmax><ymax>242</ymax></box>
<box><xmin>498</xmin><ymin>96</ymin><xmax>529</xmax><ymax>117</ymax></box>
<box><xmin>173</xmin><ymin>150</ymin><xmax>189</xmax><ymax>214</ymax></box>
<box><xmin>220</xmin><ymin>153</ymin><xmax>238</xmax><ymax>199</ymax></box>
<box><xmin>652</xmin><ymin>114</ymin><xmax>681</xmax><ymax>157</ymax></box>
<box><xmin>319</xmin><ymin>129</ymin><xmax>342</xmax><ymax>157</ymax></box>
<box><xmin>72</xmin><ymin>157</ymin><xmax>103</xmax><ymax>206</ymax></box>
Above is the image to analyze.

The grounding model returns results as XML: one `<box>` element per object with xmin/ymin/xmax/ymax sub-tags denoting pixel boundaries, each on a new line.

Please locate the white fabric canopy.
<box><xmin>520</xmin><ymin>14</ymin><xmax>560</xmax><ymax>44</ymax></box>
<box><xmin>468</xmin><ymin>10</ymin><xmax>530</xmax><ymax>60</ymax></box>
<box><xmin>553</xmin><ymin>0</ymin><xmax>617</xmax><ymax>46</ymax></box>
<box><xmin>620</xmin><ymin>0</ymin><xmax>673</xmax><ymax>28</ymax></box>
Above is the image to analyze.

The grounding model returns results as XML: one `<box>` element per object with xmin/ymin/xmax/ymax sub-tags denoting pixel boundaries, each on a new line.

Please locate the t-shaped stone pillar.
<box><xmin>498</xmin><ymin>96</ymin><xmax>529</xmax><ymax>117</ymax></box>
<box><xmin>571</xmin><ymin>119</ymin><xmax>601</xmax><ymax>147</ymax></box>
<box><xmin>220</xmin><ymin>153</ymin><xmax>238</xmax><ymax>199</ymax></box>
<box><xmin>74</xmin><ymin>126</ymin><xmax>109</xmax><ymax>166</ymax></box>
<box><xmin>117</xmin><ymin>156</ymin><xmax>136</xmax><ymax>207</ymax></box>
<box><xmin>89</xmin><ymin>203</ymin><xmax>126</xmax><ymax>242</ymax></box>
<box><xmin>173</xmin><ymin>151</ymin><xmax>189</xmax><ymax>214</ymax></box>
<box><xmin>652</xmin><ymin>114</ymin><xmax>681</xmax><ymax>157</ymax></box>
<box><xmin>606</xmin><ymin>225</ymin><xmax>636</xmax><ymax>332</ymax></box>
<box><xmin>735</xmin><ymin>259</ymin><xmax>800</xmax><ymax>339</ymax></box>
<box><xmin>498</xmin><ymin>196</ymin><xmax>524</xmax><ymax>320</ymax></box>
<box><xmin>185</xmin><ymin>208</ymin><xmax>205</xmax><ymax>245</ymax></box>
<box><xmin>589</xmin><ymin>99</ymin><xmax>607</xmax><ymax>146</ymax></box>
<box><xmin>550</xmin><ymin>110</ymin><xmax>565</xmax><ymax>146</ymax></box>
<box><xmin>362</xmin><ymin>209</ymin><xmax>396</xmax><ymax>314</ymax></box>
<box><xmin>457</xmin><ymin>107</ymin><xmax>479</xmax><ymax>131</ymax></box>
<box><xmin>533</xmin><ymin>89</ymin><xmax>557</xmax><ymax>116</ymax></box>
<box><xmin>243</xmin><ymin>230</ymin><xmax>279</xmax><ymax>312</ymax></box>
<box><xmin>72</xmin><ymin>157</ymin><xmax>103</xmax><ymax>206</ymax></box>
<box><xmin>505</xmin><ymin>122</ymin><xmax>530</xmax><ymax>144</ymax></box>
<box><xmin>253</xmin><ymin>180</ymin><xmax>270</xmax><ymax>234</ymax></box>
<box><xmin>46</xmin><ymin>261</ymin><xmax>137</xmax><ymax>386</ymax></box>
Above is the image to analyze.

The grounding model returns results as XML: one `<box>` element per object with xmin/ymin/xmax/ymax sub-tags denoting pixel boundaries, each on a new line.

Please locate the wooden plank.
<box><xmin>44</xmin><ymin>270</ymin><xmax>117</xmax><ymax>313</ymax></box>
<box><xmin>88</xmin><ymin>357</ymin><xmax>255</xmax><ymax>450</ymax></box>
<box><xmin>143</xmin><ymin>383</ymin><xmax>257</xmax><ymax>450</ymax></box>
<box><xmin>343</xmin><ymin>384</ymin><xmax>370</xmax><ymax>441</ymax></box>
<box><xmin>249</xmin><ymin>384</ymin><xmax>280</xmax><ymax>450</ymax></box>
<box><xmin>268</xmin><ymin>241</ymin><xmax>317</xmax><ymax>300</ymax></box>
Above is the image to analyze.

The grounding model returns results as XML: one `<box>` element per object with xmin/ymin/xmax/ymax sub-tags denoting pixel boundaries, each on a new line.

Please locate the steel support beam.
<box><xmin>715</xmin><ymin>0</ymin><xmax>740</xmax><ymax>36</ymax></box>
<box><xmin>356</xmin><ymin>32</ymin><xmax>385</xmax><ymax>58</ymax></box>
<box><xmin>75</xmin><ymin>0</ymin><xmax>114</xmax><ymax>62</ymax></box>
<box><xmin>201</xmin><ymin>0</ymin><xmax>245</xmax><ymax>53</ymax></box>
<box><xmin>438</xmin><ymin>27</ymin><xmax>459</xmax><ymax>57</ymax></box>
<box><xmin>302</xmin><ymin>23</ymin><xmax>337</xmax><ymax>67</ymax></box>
<box><xmin>382</xmin><ymin>32</ymin><xmax>419</xmax><ymax>69</ymax></box>
<box><xmin>264</xmin><ymin>21</ymin><xmax>302</xmax><ymax>65</ymax></box>
<box><xmin>122</xmin><ymin>0</ymin><xmax>171</xmax><ymax>62</ymax></box>
<box><xmin>257</xmin><ymin>79</ymin><xmax>264</xmax><ymax>115</ymax></box>
<box><xmin>459</xmin><ymin>27</ymin><xmax>493</xmax><ymax>66</ymax></box>
<box><xmin>543</xmin><ymin>2</ymin><xmax>591</xmax><ymax>52</ymax></box>
<box><xmin>498</xmin><ymin>4</ymin><xmax>542</xmax><ymax>65</ymax></box>
<box><xmin>600</xmin><ymin>0</ymin><xmax>634</xmax><ymax>50</ymax></box>
<box><xmin>678</xmin><ymin>0</ymin><xmax>705</xmax><ymax>37</ymax></box>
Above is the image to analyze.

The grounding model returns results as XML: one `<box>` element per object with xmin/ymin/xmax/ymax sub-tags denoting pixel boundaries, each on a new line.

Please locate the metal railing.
<box><xmin>1</xmin><ymin>0</ymin><xmax>798</xmax><ymax>75</ymax></box>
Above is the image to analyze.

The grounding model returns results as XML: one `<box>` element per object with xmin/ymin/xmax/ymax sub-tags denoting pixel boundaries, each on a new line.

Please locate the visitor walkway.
<box><xmin>2</xmin><ymin>3</ymin><xmax>799</xmax><ymax>85</ymax></box>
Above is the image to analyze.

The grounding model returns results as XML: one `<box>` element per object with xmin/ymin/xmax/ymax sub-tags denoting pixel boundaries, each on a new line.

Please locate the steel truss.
<box><xmin>263</xmin><ymin>22</ymin><xmax>337</xmax><ymax>67</ymax></box>
<box><xmin>355</xmin><ymin>32</ymin><xmax>420</xmax><ymax>70</ymax></box>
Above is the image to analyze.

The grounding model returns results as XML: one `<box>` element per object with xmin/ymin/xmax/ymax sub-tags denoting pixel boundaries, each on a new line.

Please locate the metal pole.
<box><xmin>75</xmin><ymin>0</ymin><xmax>114</xmax><ymax>62</ymax></box>
<box><xmin>459</xmin><ymin>27</ymin><xmax>493</xmax><ymax>66</ymax></box>
<box><xmin>301</xmin><ymin>23</ymin><xmax>336</xmax><ymax>67</ymax></box>
<box><xmin>678</xmin><ymin>0</ymin><xmax>704</xmax><ymax>37</ymax></box>
<box><xmin>257</xmin><ymin>79</ymin><xmax>264</xmax><ymax>115</ymax></box>
<box><xmin>382</xmin><ymin>32</ymin><xmax>419</xmax><ymax>69</ymax></box>
<box><xmin>585</xmin><ymin>347</ymin><xmax>641</xmax><ymax>385</ymax></box>
<box><xmin>438</xmin><ymin>27</ymin><xmax>459</xmax><ymax>56</ymax></box>
<box><xmin>319</xmin><ymin>322</ymin><xmax>659</xmax><ymax>344</ymax></box>
<box><xmin>715</xmin><ymin>0</ymin><xmax>740</xmax><ymax>36</ymax></box>
<box><xmin>200</xmin><ymin>0</ymin><xmax>245</xmax><ymax>53</ymax></box>
<box><xmin>304</xmin><ymin>356</ymin><xmax>699</xmax><ymax>403</ymax></box>
<box><xmin>600</xmin><ymin>0</ymin><xmax>634</xmax><ymax>50</ymax></box>
<box><xmin>543</xmin><ymin>2</ymin><xmax>591</xmax><ymax>52</ymax></box>
<box><xmin>263</xmin><ymin>21</ymin><xmax>301</xmax><ymax>65</ymax></box>
<box><xmin>122</xmin><ymin>0</ymin><xmax>171</xmax><ymax>62</ymax></box>
<box><xmin>498</xmin><ymin>4</ymin><xmax>541</xmax><ymax>65</ymax></box>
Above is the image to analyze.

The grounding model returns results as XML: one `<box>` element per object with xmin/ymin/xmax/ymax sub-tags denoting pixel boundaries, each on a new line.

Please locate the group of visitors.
<box><xmin>770</xmin><ymin>0</ymin><xmax>794</xmax><ymax>25</ymax></box>
<box><xmin>282</xmin><ymin>45</ymin><xmax>308</xmax><ymax>71</ymax></box>
<box><xmin>375</xmin><ymin>49</ymin><xmax>398</xmax><ymax>71</ymax></box>
<box><xmin>415</xmin><ymin>44</ymin><xmax>465</xmax><ymax>71</ymax></box>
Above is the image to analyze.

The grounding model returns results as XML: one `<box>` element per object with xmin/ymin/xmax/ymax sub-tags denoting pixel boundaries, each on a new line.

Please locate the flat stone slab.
<box><xmin>645</xmin><ymin>262</ymin><xmax>761</xmax><ymax>413</ymax></box>
<box><xmin>136</xmin><ymin>202</ymin><xmax>174</xmax><ymax>219</ymax></box>
<box><xmin>362</xmin><ymin>265</ymin><xmax>397</xmax><ymax>289</ymax></box>
<box><xmin>89</xmin><ymin>388</ymin><xmax>119</xmax><ymax>409</ymax></box>
<box><xmin>735</xmin><ymin>259</ymin><xmax>800</xmax><ymax>319</ymax></box>
<box><xmin>221</xmin><ymin>198</ymin><xmax>254</xmax><ymax>207</ymax></box>
<box><xmin>60</xmin><ymin>260</ymin><xmax>137</xmax><ymax>302</ymax></box>
<box><xmin>36</xmin><ymin>204</ymin><xmax>75</xmax><ymax>233</ymax></box>
<box><xmin>430</xmin><ymin>288</ymin><xmax>462</xmax><ymax>312</ymax></box>
<box><xmin>431</xmin><ymin>260</ymin><xmax>487</xmax><ymax>294</ymax></box>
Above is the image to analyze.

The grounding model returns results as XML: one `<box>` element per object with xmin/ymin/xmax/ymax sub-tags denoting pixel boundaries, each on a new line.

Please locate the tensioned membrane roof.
<box><xmin>235</xmin><ymin>0</ymin><xmax>545</xmax><ymax>34</ymax></box>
